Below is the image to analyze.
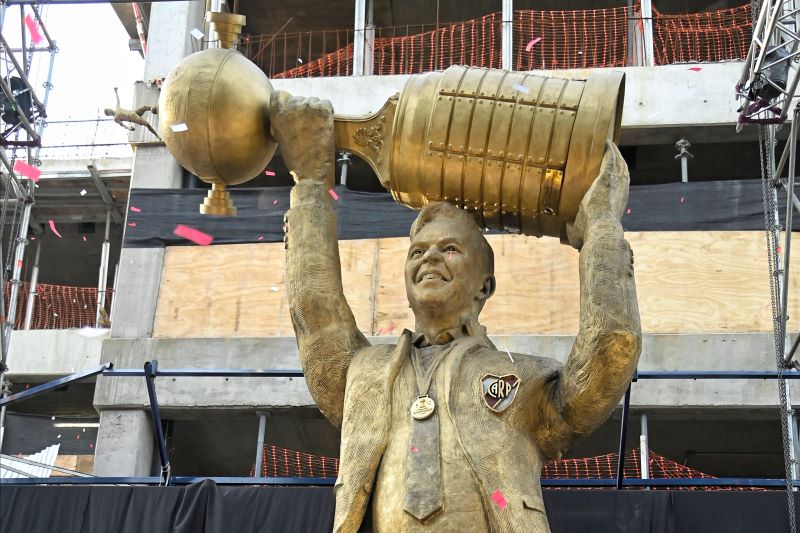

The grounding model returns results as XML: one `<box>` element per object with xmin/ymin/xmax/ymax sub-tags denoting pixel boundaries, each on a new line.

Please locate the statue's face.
<box><xmin>405</xmin><ymin>217</ymin><xmax>487</xmax><ymax>319</ymax></box>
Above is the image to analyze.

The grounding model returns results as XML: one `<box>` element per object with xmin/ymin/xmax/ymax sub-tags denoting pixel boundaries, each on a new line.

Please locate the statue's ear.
<box><xmin>478</xmin><ymin>275</ymin><xmax>496</xmax><ymax>301</ymax></box>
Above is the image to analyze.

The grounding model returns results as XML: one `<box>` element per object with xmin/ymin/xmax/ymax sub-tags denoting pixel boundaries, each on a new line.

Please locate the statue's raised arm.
<box><xmin>272</xmin><ymin>91</ymin><xmax>370</xmax><ymax>429</ymax></box>
<box><xmin>537</xmin><ymin>142</ymin><xmax>642</xmax><ymax>458</ymax></box>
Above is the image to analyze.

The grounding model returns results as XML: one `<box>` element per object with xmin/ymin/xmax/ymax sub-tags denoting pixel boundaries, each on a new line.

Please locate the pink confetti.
<box><xmin>525</xmin><ymin>37</ymin><xmax>542</xmax><ymax>52</ymax></box>
<box><xmin>13</xmin><ymin>159</ymin><xmax>41</xmax><ymax>182</ymax></box>
<box><xmin>48</xmin><ymin>219</ymin><xmax>62</xmax><ymax>239</ymax></box>
<box><xmin>258</xmin><ymin>235</ymin><xmax>264</xmax><ymax>241</ymax></box>
<box><xmin>24</xmin><ymin>14</ymin><xmax>42</xmax><ymax>45</ymax></box>
<box><xmin>328</xmin><ymin>188</ymin><xmax>340</xmax><ymax>201</ymax></box>
<box><xmin>82</xmin><ymin>235</ymin><xmax>87</xmax><ymax>242</ymax></box>
<box><xmin>127</xmin><ymin>222</ymin><xmax>137</xmax><ymax>227</ymax></box>
<box><xmin>680</xmin><ymin>196</ymin><xmax>685</xmax><ymax>203</ymax></box>
<box><xmin>491</xmin><ymin>490</ymin><xmax>508</xmax><ymax>510</ymax></box>
<box><xmin>15</xmin><ymin>259</ymin><xmax>22</xmax><ymax>269</ymax></box>
<box><xmin>89</xmin><ymin>443</ymin><xmax>94</xmax><ymax>449</ymax></box>
<box><xmin>626</xmin><ymin>208</ymin><xmax>632</xmax><ymax>215</ymax></box>
<box><xmin>174</xmin><ymin>224</ymin><xmax>213</xmax><ymax>246</ymax></box>
<box><xmin>688</xmin><ymin>67</ymin><xmax>702</xmax><ymax>72</ymax></box>
<box><xmin>130</xmin><ymin>206</ymin><xmax>141</xmax><ymax>212</ymax></box>
<box><xmin>265</xmin><ymin>170</ymin><xmax>276</xmax><ymax>176</ymax></box>
<box><xmin>273</xmin><ymin>200</ymin><xmax>278</xmax><ymax>205</ymax></box>
<box><xmin>410</xmin><ymin>446</ymin><xmax>419</xmax><ymax>453</ymax></box>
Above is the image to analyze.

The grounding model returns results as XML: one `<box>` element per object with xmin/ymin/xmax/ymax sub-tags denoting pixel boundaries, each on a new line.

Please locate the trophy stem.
<box><xmin>200</xmin><ymin>182</ymin><xmax>237</xmax><ymax>216</ymax></box>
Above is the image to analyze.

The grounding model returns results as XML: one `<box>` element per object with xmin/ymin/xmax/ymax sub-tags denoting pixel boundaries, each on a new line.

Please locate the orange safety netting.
<box><xmin>3</xmin><ymin>281</ymin><xmax>112</xmax><ymax>330</ymax></box>
<box><xmin>250</xmin><ymin>445</ymin><xmax>761</xmax><ymax>490</ymax></box>
<box><xmin>245</xmin><ymin>4</ymin><xmax>753</xmax><ymax>79</ymax></box>
<box><xmin>652</xmin><ymin>5</ymin><xmax>752</xmax><ymax>65</ymax></box>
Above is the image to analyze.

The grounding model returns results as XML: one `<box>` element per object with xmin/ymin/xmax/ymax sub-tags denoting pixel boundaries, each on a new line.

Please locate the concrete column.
<box><xmin>95</xmin><ymin>1</ymin><xmax>204</xmax><ymax>476</ymax></box>
<box><xmin>93</xmin><ymin>410</ymin><xmax>154</xmax><ymax>477</ymax></box>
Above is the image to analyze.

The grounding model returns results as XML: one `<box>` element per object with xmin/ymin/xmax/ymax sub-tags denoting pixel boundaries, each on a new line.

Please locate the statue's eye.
<box><xmin>444</xmin><ymin>245</ymin><xmax>457</xmax><ymax>253</ymax></box>
<box><xmin>411</xmin><ymin>249</ymin><xmax>423</xmax><ymax>257</ymax></box>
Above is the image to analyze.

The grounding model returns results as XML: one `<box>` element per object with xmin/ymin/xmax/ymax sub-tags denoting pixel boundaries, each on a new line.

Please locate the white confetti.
<box><xmin>297</xmin><ymin>58</ymin><xmax>303</xmax><ymax>64</ymax></box>
<box><xmin>190</xmin><ymin>28</ymin><xmax>205</xmax><ymax>40</ymax></box>
<box><xmin>270</xmin><ymin>286</ymin><xmax>279</xmax><ymax>292</ymax></box>
<box><xmin>80</xmin><ymin>189</ymin><xmax>87</xmax><ymax>196</ymax></box>
<box><xmin>171</xmin><ymin>123</ymin><xmax>189</xmax><ymax>133</ymax></box>
<box><xmin>57</xmin><ymin>434</ymin><xmax>61</xmax><ymax>439</ymax></box>
<box><xmin>512</xmin><ymin>83</ymin><xmax>530</xmax><ymax>94</ymax></box>
<box><xmin>78</xmin><ymin>327</ymin><xmax>110</xmax><ymax>338</ymax></box>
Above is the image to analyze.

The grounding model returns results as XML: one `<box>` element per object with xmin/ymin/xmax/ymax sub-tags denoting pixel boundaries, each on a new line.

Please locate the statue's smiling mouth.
<box><xmin>417</xmin><ymin>270</ymin><xmax>450</xmax><ymax>283</ymax></box>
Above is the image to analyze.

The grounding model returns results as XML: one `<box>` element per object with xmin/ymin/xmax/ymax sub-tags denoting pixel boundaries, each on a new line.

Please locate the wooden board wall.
<box><xmin>152</xmin><ymin>231</ymin><xmax>795</xmax><ymax>338</ymax></box>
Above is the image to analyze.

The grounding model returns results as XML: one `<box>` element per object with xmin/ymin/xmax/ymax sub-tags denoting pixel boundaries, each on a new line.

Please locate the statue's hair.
<box><xmin>410</xmin><ymin>202</ymin><xmax>494</xmax><ymax>276</ymax></box>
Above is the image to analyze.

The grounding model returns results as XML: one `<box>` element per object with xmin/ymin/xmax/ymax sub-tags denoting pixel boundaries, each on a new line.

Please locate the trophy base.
<box><xmin>200</xmin><ymin>183</ymin><xmax>237</xmax><ymax>217</ymax></box>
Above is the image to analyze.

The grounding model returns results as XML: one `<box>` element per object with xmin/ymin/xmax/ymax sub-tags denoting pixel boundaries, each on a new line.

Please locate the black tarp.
<box><xmin>123</xmin><ymin>180</ymin><xmax>784</xmax><ymax>248</ymax></box>
<box><xmin>1</xmin><ymin>481</ymin><xmax>796</xmax><ymax>533</ymax></box>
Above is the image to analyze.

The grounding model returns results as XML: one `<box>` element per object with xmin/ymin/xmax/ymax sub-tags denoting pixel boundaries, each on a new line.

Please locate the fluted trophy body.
<box><xmin>387</xmin><ymin>66</ymin><xmax>624</xmax><ymax>239</ymax></box>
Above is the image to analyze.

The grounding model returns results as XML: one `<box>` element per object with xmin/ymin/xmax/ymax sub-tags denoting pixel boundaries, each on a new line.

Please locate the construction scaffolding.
<box><xmin>736</xmin><ymin>1</ymin><xmax>800</xmax><ymax>532</ymax></box>
<box><xmin>0</xmin><ymin>3</ymin><xmax>56</xmax><ymax>454</ymax></box>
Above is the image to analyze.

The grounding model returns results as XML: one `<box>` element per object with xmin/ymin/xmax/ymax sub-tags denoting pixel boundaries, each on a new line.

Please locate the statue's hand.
<box><xmin>269</xmin><ymin>90</ymin><xmax>335</xmax><ymax>186</ymax></box>
<box><xmin>566</xmin><ymin>141</ymin><xmax>629</xmax><ymax>250</ymax></box>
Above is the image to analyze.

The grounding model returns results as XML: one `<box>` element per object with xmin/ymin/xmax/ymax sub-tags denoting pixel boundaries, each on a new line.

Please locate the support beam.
<box><xmin>22</xmin><ymin>240</ymin><xmax>40</xmax><ymax>330</ymax></box>
<box><xmin>352</xmin><ymin>0</ymin><xmax>366</xmax><ymax>76</ymax></box>
<box><xmin>88</xmin><ymin>163</ymin><xmax>123</xmax><ymax>224</ymax></box>
<box><xmin>640</xmin><ymin>0</ymin><xmax>655</xmax><ymax>66</ymax></box>
<box><xmin>502</xmin><ymin>0</ymin><xmax>513</xmax><ymax>70</ymax></box>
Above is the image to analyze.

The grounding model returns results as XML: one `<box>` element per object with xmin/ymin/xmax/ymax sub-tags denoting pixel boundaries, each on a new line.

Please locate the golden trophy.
<box><xmin>159</xmin><ymin>11</ymin><xmax>624</xmax><ymax>239</ymax></box>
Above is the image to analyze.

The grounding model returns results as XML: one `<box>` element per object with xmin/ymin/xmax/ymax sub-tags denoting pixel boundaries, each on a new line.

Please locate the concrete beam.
<box><xmin>4</xmin><ymin>329</ymin><xmax>106</xmax><ymax>380</ymax></box>
<box><xmin>93</xmin><ymin>333</ymin><xmax>796</xmax><ymax>412</ymax></box>
<box><xmin>270</xmin><ymin>62</ymin><xmax>753</xmax><ymax>146</ymax></box>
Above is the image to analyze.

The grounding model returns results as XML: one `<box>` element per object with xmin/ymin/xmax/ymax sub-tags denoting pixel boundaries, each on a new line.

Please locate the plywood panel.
<box><xmin>153</xmin><ymin>231</ymin><xmax>799</xmax><ymax>338</ymax></box>
<box><xmin>152</xmin><ymin>241</ymin><xmax>376</xmax><ymax>338</ymax></box>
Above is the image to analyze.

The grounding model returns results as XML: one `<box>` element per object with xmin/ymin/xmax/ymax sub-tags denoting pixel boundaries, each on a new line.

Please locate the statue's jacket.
<box><xmin>284</xmin><ymin>181</ymin><xmax>641</xmax><ymax>533</ymax></box>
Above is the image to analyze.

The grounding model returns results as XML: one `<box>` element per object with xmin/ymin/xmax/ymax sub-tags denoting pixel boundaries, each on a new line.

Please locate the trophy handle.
<box><xmin>332</xmin><ymin>95</ymin><xmax>398</xmax><ymax>189</ymax></box>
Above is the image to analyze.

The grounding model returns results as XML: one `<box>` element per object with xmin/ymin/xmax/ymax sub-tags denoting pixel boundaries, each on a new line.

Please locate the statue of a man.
<box><xmin>272</xmin><ymin>91</ymin><xmax>641</xmax><ymax>533</ymax></box>
<box><xmin>104</xmin><ymin>87</ymin><xmax>161</xmax><ymax>140</ymax></box>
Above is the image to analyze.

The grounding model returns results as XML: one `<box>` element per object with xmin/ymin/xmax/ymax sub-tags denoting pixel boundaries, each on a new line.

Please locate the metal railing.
<box><xmin>1</xmin><ymin>361</ymin><xmax>798</xmax><ymax>488</ymax></box>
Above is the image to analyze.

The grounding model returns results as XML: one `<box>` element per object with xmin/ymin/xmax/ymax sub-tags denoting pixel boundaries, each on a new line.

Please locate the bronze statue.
<box><xmin>104</xmin><ymin>87</ymin><xmax>161</xmax><ymax>140</ymax></box>
<box><xmin>274</xmin><ymin>91</ymin><xmax>641</xmax><ymax>532</ymax></box>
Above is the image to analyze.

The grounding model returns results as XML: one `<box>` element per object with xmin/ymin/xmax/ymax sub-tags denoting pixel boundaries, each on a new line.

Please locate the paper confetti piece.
<box><xmin>512</xmin><ymin>83</ymin><xmax>530</xmax><ymax>94</ymax></box>
<box><xmin>328</xmin><ymin>188</ymin><xmax>340</xmax><ymax>201</ymax></box>
<box><xmin>16</xmin><ymin>259</ymin><xmax>22</xmax><ymax>269</ymax></box>
<box><xmin>626</xmin><ymin>208</ymin><xmax>632</xmax><ymax>215</ymax></box>
<box><xmin>82</xmin><ymin>235</ymin><xmax>87</xmax><ymax>242</ymax></box>
<box><xmin>688</xmin><ymin>67</ymin><xmax>702</xmax><ymax>72</ymax></box>
<box><xmin>272</xmin><ymin>200</ymin><xmax>278</xmax><ymax>205</ymax></box>
<box><xmin>13</xmin><ymin>159</ymin><xmax>41</xmax><ymax>182</ymax></box>
<box><xmin>258</xmin><ymin>235</ymin><xmax>264</xmax><ymax>241</ymax></box>
<box><xmin>48</xmin><ymin>219</ymin><xmax>62</xmax><ymax>238</ymax></box>
<box><xmin>25</xmin><ymin>14</ymin><xmax>42</xmax><ymax>45</ymax></box>
<box><xmin>130</xmin><ymin>206</ymin><xmax>141</xmax><ymax>212</ymax></box>
<box><xmin>680</xmin><ymin>196</ymin><xmax>685</xmax><ymax>203</ymax></box>
<box><xmin>265</xmin><ymin>170</ymin><xmax>276</xmax><ymax>176</ymax></box>
<box><xmin>127</xmin><ymin>222</ymin><xmax>137</xmax><ymax>227</ymax></box>
<box><xmin>491</xmin><ymin>490</ymin><xmax>508</xmax><ymax>510</ymax></box>
<box><xmin>525</xmin><ymin>37</ymin><xmax>542</xmax><ymax>52</ymax></box>
<box><xmin>174</xmin><ymin>224</ymin><xmax>213</xmax><ymax>246</ymax></box>
<box><xmin>171</xmin><ymin>123</ymin><xmax>189</xmax><ymax>133</ymax></box>
<box><xmin>80</xmin><ymin>189</ymin><xmax>87</xmax><ymax>196</ymax></box>
<box><xmin>410</xmin><ymin>446</ymin><xmax>419</xmax><ymax>453</ymax></box>
<box><xmin>190</xmin><ymin>28</ymin><xmax>205</xmax><ymax>40</ymax></box>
